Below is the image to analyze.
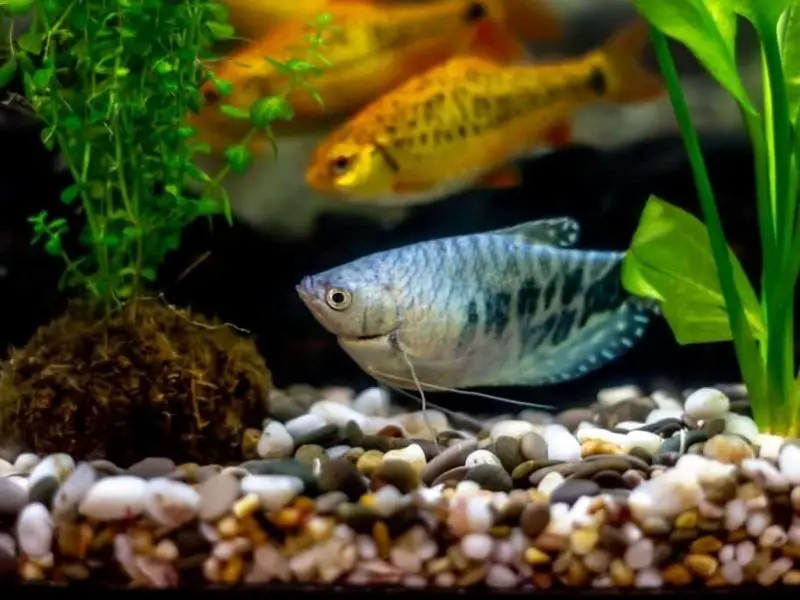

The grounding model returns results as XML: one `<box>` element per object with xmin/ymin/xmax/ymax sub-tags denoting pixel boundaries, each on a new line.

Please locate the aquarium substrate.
<box><xmin>0</xmin><ymin>383</ymin><xmax>798</xmax><ymax>589</ymax></box>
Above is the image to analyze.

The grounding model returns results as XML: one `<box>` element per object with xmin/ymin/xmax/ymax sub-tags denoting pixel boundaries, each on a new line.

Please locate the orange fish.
<box><xmin>304</xmin><ymin>20</ymin><xmax>664</xmax><ymax>207</ymax></box>
<box><xmin>188</xmin><ymin>0</ymin><xmax>562</xmax><ymax>152</ymax></box>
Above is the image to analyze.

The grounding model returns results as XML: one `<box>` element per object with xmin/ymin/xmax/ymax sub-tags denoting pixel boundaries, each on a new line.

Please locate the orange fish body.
<box><xmin>189</xmin><ymin>0</ymin><xmax>562</xmax><ymax>152</ymax></box>
<box><xmin>220</xmin><ymin>0</ymin><xmax>374</xmax><ymax>38</ymax></box>
<box><xmin>304</xmin><ymin>20</ymin><xmax>665</xmax><ymax>207</ymax></box>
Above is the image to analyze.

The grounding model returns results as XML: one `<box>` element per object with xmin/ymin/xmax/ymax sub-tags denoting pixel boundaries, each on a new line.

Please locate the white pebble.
<box><xmin>719</xmin><ymin>544</ymin><xmax>735</xmax><ymax>562</ymax></box>
<box><xmin>79</xmin><ymin>476</ymin><xmax>147</xmax><ymax>521</ymax></box>
<box><xmin>683</xmin><ymin>387</ymin><xmax>730</xmax><ymax>420</ymax></box>
<box><xmin>635</xmin><ymin>567</ymin><xmax>662</xmax><ymax>588</ymax></box>
<box><xmin>325</xmin><ymin>445</ymin><xmax>350</xmax><ymax>459</ymax></box>
<box><xmin>645</xmin><ymin>408</ymin><xmax>683</xmax><ymax>423</ymax></box>
<box><xmin>144</xmin><ymin>478</ymin><xmax>201</xmax><ymax>528</ymax></box>
<box><xmin>759</xmin><ymin>524</ymin><xmax>787</xmax><ymax>548</ymax></box>
<box><xmin>309</xmin><ymin>400</ymin><xmax>366</xmax><ymax>427</ymax></box>
<box><xmin>241</xmin><ymin>475</ymin><xmax>303</xmax><ymax>511</ymax></box>
<box><xmin>746</xmin><ymin>511</ymin><xmax>769</xmax><ymax>537</ymax></box>
<box><xmin>257</xmin><ymin>421</ymin><xmax>294</xmax><ymax>459</ymax></box>
<box><xmin>621</xmin><ymin>430</ymin><xmax>663</xmax><ymax>455</ymax></box>
<box><xmin>615</xmin><ymin>421</ymin><xmax>645</xmax><ymax>431</ymax></box>
<box><xmin>28</xmin><ymin>453</ymin><xmax>75</xmax><ymax>489</ymax></box>
<box><xmin>628</xmin><ymin>469</ymin><xmax>701</xmax><ymax>521</ymax></box>
<box><xmin>741</xmin><ymin>458</ymin><xmax>789</xmax><ymax>491</ymax></box>
<box><xmin>779</xmin><ymin>443</ymin><xmax>800</xmax><ymax>484</ymax></box>
<box><xmin>460</xmin><ymin>533</ymin><xmax>493</xmax><ymax>561</ymax></box>
<box><xmin>383</xmin><ymin>443</ymin><xmax>427</xmax><ymax>474</ymax></box>
<box><xmin>465</xmin><ymin>450</ymin><xmax>502</xmax><ymax>468</ymax></box>
<box><xmin>735</xmin><ymin>540</ymin><xmax>755</xmax><ymax>566</ymax></box>
<box><xmin>464</xmin><ymin>497</ymin><xmax>493</xmax><ymax>533</ymax></box>
<box><xmin>537</xmin><ymin>472</ymin><xmax>565</xmax><ymax>497</ymax></box>
<box><xmin>723</xmin><ymin>413</ymin><xmax>759</xmax><ymax>443</ymax></box>
<box><xmin>721</xmin><ymin>560</ymin><xmax>743</xmax><ymax>584</ymax></box>
<box><xmin>52</xmin><ymin>462</ymin><xmax>97</xmax><ymax>522</ymax></box>
<box><xmin>489</xmin><ymin>420</ymin><xmax>536</xmax><ymax>440</ymax></box>
<box><xmin>284</xmin><ymin>414</ymin><xmax>327</xmax><ymax>439</ymax></box>
<box><xmin>16</xmin><ymin>503</ymin><xmax>52</xmax><ymax>558</ymax></box>
<box><xmin>402</xmin><ymin>411</ymin><xmax>449</xmax><ymax>437</ymax></box>
<box><xmin>652</xmin><ymin>391</ymin><xmax>684</xmax><ymax>410</ymax></box>
<box><xmin>13</xmin><ymin>453</ymin><xmax>39</xmax><ymax>473</ymax></box>
<box><xmin>756</xmin><ymin>434</ymin><xmax>784</xmax><ymax>461</ymax></box>
<box><xmin>624</xmin><ymin>538</ymin><xmax>654</xmax><ymax>570</ymax></box>
<box><xmin>543</xmin><ymin>424</ymin><xmax>581</xmax><ymax>462</ymax></box>
<box><xmin>486</xmin><ymin>563</ymin><xmax>518</xmax><ymax>588</ymax></box>
<box><xmin>372</xmin><ymin>485</ymin><xmax>410</xmax><ymax>516</ymax></box>
<box><xmin>352</xmin><ymin>387</ymin><xmax>390</xmax><ymax>417</ymax></box>
<box><xmin>597</xmin><ymin>385</ymin><xmax>642</xmax><ymax>406</ymax></box>
<box><xmin>725</xmin><ymin>499</ymin><xmax>747</xmax><ymax>530</ymax></box>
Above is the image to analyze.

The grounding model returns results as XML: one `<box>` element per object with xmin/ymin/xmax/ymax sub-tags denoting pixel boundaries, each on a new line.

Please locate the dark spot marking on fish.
<box><xmin>559</xmin><ymin>265</ymin><xmax>583</xmax><ymax>308</ymax></box>
<box><xmin>408</xmin><ymin>120</ymin><xmax>417</xmax><ymax>128</ymax></box>
<box><xmin>203</xmin><ymin>88</ymin><xmax>220</xmax><ymax>103</ymax></box>
<box><xmin>393</xmin><ymin>136</ymin><xmax>414</xmax><ymax>150</ymax></box>
<box><xmin>457</xmin><ymin>125</ymin><xmax>468</xmax><ymax>138</ymax></box>
<box><xmin>463</xmin><ymin>1</ymin><xmax>487</xmax><ymax>23</ymax></box>
<box><xmin>580</xmin><ymin>261</ymin><xmax>625</xmax><ymax>327</ymax></box>
<box><xmin>542</xmin><ymin>278</ymin><xmax>557</xmax><ymax>311</ymax></box>
<box><xmin>458</xmin><ymin>299</ymin><xmax>481</xmax><ymax>350</ymax></box>
<box><xmin>550</xmin><ymin>309</ymin><xmax>576</xmax><ymax>347</ymax></box>
<box><xmin>473</xmin><ymin>95</ymin><xmax>492</xmax><ymax>119</ymax></box>
<box><xmin>419</xmin><ymin>132</ymin><xmax>429</xmax><ymax>144</ymax></box>
<box><xmin>516</xmin><ymin>278</ymin><xmax>541</xmax><ymax>320</ymax></box>
<box><xmin>472</xmin><ymin>125</ymin><xmax>483</xmax><ymax>135</ymax></box>
<box><xmin>587</xmin><ymin>67</ymin><xmax>607</xmax><ymax>95</ymax></box>
<box><xmin>373</xmin><ymin>139</ymin><xmax>400</xmax><ymax>172</ymax></box>
<box><xmin>385</xmin><ymin>125</ymin><xmax>397</xmax><ymax>135</ymax></box>
<box><xmin>527</xmin><ymin>312</ymin><xmax>558</xmax><ymax>352</ymax></box>
<box><xmin>483</xmin><ymin>291</ymin><xmax>512</xmax><ymax>339</ymax></box>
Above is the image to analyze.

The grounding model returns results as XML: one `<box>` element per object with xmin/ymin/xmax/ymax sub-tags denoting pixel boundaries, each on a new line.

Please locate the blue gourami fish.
<box><xmin>296</xmin><ymin>218</ymin><xmax>658</xmax><ymax>392</ymax></box>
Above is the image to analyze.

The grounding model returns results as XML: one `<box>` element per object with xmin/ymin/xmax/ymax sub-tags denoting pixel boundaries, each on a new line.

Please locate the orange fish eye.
<box><xmin>203</xmin><ymin>87</ymin><xmax>220</xmax><ymax>104</ymax></box>
<box><xmin>329</xmin><ymin>155</ymin><xmax>352</xmax><ymax>176</ymax></box>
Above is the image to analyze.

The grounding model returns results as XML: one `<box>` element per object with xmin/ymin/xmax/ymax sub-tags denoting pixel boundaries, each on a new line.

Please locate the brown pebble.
<box><xmin>609</xmin><ymin>558</ymin><xmax>634</xmax><ymax>586</ymax></box>
<box><xmin>661</xmin><ymin>563</ymin><xmax>693</xmax><ymax>586</ymax></box>
<box><xmin>492</xmin><ymin>436</ymin><xmax>524</xmax><ymax>472</ymax></box>
<box><xmin>372</xmin><ymin>521</ymin><xmax>391</xmax><ymax>559</ymax></box>
<box><xmin>431</xmin><ymin>465</ymin><xmax>470</xmax><ymax>487</ymax></box>
<box><xmin>684</xmin><ymin>554</ymin><xmax>718</xmax><ymax>578</ymax></box>
<box><xmin>519</xmin><ymin>502</ymin><xmax>550</xmax><ymax>538</ymax></box>
<box><xmin>421</xmin><ymin>440</ymin><xmax>478</xmax><ymax>484</ymax></box>
<box><xmin>355</xmin><ymin>450</ymin><xmax>384</xmax><ymax>476</ymax></box>
<box><xmin>689</xmin><ymin>535</ymin><xmax>723</xmax><ymax>554</ymax></box>
<box><xmin>372</xmin><ymin>459</ymin><xmax>420</xmax><ymax>493</ymax></box>
<box><xmin>464</xmin><ymin>464</ymin><xmax>513</xmax><ymax>492</ymax></box>
<box><xmin>519</xmin><ymin>432</ymin><xmax>548</xmax><ymax>461</ymax></box>
<box><xmin>591</xmin><ymin>469</ymin><xmax>627</xmax><ymax>488</ymax></box>
<box><xmin>555</xmin><ymin>408</ymin><xmax>595</xmax><ymax>431</ymax></box>
<box><xmin>703</xmin><ymin>434</ymin><xmax>755</xmax><ymax>465</ymax></box>
<box><xmin>550</xmin><ymin>478</ymin><xmax>600</xmax><ymax>506</ymax></box>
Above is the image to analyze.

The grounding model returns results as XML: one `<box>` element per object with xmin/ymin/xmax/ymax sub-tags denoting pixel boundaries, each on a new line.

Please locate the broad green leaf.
<box><xmin>0</xmin><ymin>57</ymin><xmax>16</xmax><ymax>88</ymax></box>
<box><xmin>621</xmin><ymin>196</ymin><xmax>766</xmax><ymax>344</ymax></box>
<box><xmin>780</xmin><ymin>1</ymin><xmax>800</xmax><ymax>123</ymax></box>
<box><xmin>630</xmin><ymin>0</ymin><xmax>757</xmax><ymax>114</ymax></box>
<box><xmin>729</xmin><ymin>0</ymin><xmax>791</xmax><ymax>26</ymax></box>
<box><xmin>16</xmin><ymin>31</ymin><xmax>42</xmax><ymax>54</ymax></box>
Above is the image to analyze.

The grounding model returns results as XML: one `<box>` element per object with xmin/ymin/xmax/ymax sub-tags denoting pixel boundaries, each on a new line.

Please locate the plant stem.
<box><xmin>648</xmin><ymin>26</ymin><xmax>769</xmax><ymax>428</ymax></box>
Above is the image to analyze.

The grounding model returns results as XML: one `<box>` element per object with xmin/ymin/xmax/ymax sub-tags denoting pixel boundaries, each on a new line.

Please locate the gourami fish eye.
<box><xmin>326</xmin><ymin>288</ymin><xmax>352</xmax><ymax>310</ymax></box>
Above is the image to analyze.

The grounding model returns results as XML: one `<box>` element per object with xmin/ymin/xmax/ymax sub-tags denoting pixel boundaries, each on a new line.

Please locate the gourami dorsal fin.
<box><xmin>488</xmin><ymin>217</ymin><xmax>581</xmax><ymax>248</ymax></box>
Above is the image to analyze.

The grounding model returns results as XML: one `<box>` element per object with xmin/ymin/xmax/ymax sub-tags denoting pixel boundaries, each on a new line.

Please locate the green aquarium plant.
<box><xmin>0</xmin><ymin>0</ymin><xmax>333</xmax><ymax>464</ymax></box>
<box><xmin>0</xmin><ymin>0</ymin><xmax>330</xmax><ymax>319</ymax></box>
<box><xmin>622</xmin><ymin>0</ymin><xmax>800</xmax><ymax>435</ymax></box>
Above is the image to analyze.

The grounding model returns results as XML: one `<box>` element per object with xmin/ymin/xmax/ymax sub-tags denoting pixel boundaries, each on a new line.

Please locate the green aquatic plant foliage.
<box><xmin>0</xmin><ymin>0</ymin><xmax>332</xmax><ymax>317</ymax></box>
<box><xmin>623</xmin><ymin>0</ymin><xmax>800</xmax><ymax>434</ymax></box>
<box><xmin>621</xmin><ymin>196</ymin><xmax>766</xmax><ymax>345</ymax></box>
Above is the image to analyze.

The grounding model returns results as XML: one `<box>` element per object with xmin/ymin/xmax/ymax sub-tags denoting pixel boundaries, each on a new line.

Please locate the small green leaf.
<box><xmin>630</xmin><ymin>0</ymin><xmax>757</xmax><ymax>115</ymax></box>
<box><xmin>141</xmin><ymin>267</ymin><xmax>157</xmax><ymax>281</ymax></box>
<box><xmin>44</xmin><ymin>237</ymin><xmax>61</xmax><ymax>256</ymax></box>
<box><xmin>223</xmin><ymin>144</ymin><xmax>252</xmax><ymax>174</ymax></box>
<box><xmin>621</xmin><ymin>195</ymin><xmax>766</xmax><ymax>344</ymax></box>
<box><xmin>123</xmin><ymin>226</ymin><xmax>142</xmax><ymax>239</ymax></box>
<box><xmin>220</xmin><ymin>104</ymin><xmax>250</xmax><ymax>120</ymax></box>
<box><xmin>32</xmin><ymin>67</ymin><xmax>52</xmax><ymax>88</ymax></box>
<box><xmin>206</xmin><ymin>22</ymin><xmax>236</xmax><ymax>41</ymax></box>
<box><xmin>196</xmin><ymin>198</ymin><xmax>220</xmax><ymax>214</ymax></box>
<box><xmin>249</xmin><ymin>96</ymin><xmax>294</xmax><ymax>127</ymax></box>
<box><xmin>0</xmin><ymin>57</ymin><xmax>17</xmax><ymax>88</ymax></box>
<box><xmin>781</xmin><ymin>2</ymin><xmax>800</xmax><ymax>123</ymax></box>
<box><xmin>59</xmin><ymin>184</ymin><xmax>80</xmax><ymax>205</ymax></box>
<box><xmin>178</xmin><ymin>125</ymin><xmax>196</xmax><ymax>139</ymax></box>
<box><xmin>4</xmin><ymin>0</ymin><xmax>34</xmax><ymax>15</ymax></box>
<box><xmin>16</xmin><ymin>31</ymin><xmax>42</xmax><ymax>54</ymax></box>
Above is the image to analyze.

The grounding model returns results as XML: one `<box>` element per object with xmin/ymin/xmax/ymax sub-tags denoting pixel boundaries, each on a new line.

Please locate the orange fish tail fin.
<box><xmin>598</xmin><ymin>19</ymin><xmax>664</xmax><ymax>104</ymax></box>
<box><xmin>491</xmin><ymin>0</ymin><xmax>564</xmax><ymax>43</ymax></box>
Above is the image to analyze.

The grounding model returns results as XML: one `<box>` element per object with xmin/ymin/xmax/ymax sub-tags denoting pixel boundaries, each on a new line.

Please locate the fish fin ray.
<box><xmin>512</xmin><ymin>298</ymin><xmax>656</xmax><ymax>386</ymax></box>
<box><xmin>476</xmin><ymin>164</ymin><xmax>522</xmax><ymax>189</ymax></box>
<box><xmin>487</xmin><ymin>217</ymin><xmax>581</xmax><ymax>248</ymax></box>
<box><xmin>544</xmin><ymin>120</ymin><xmax>573</xmax><ymax>148</ymax></box>
<box><xmin>462</xmin><ymin>20</ymin><xmax>529</xmax><ymax>63</ymax></box>
<box><xmin>491</xmin><ymin>0</ymin><xmax>564</xmax><ymax>44</ymax></box>
<box><xmin>598</xmin><ymin>19</ymin><xmax>664</xmax><ymax>104</ymax></box>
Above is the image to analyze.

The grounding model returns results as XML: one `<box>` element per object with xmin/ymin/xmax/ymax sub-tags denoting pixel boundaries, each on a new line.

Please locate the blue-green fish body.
<box><xmin>296</xmin><ymin>217</ymin><xmax>656</xmax><ymax>390</ymax></box>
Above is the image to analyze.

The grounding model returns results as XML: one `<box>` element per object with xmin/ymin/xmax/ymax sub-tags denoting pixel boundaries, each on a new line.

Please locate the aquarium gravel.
<box><xmin>1</xmin><ymin>384</ymin><xmax>800</xmax><ymax>589</ymax></box>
